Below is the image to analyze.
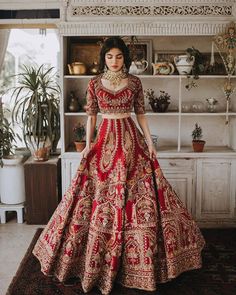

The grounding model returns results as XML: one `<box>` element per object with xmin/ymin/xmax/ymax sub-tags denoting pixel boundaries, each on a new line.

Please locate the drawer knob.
<box><xmin>169</xmin><ymin>162</ymin><xmax>177</xmax><ymax>166</ymax></box>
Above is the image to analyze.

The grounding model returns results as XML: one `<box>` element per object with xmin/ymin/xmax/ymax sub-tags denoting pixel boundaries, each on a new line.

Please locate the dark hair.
<box><xmin>99</xmin><ymin>36</ymin><xmax>131</xmax><ymax>72</ymax></box>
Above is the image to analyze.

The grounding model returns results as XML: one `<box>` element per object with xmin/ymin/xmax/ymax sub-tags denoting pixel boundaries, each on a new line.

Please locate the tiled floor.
<box><xmin>0</xmin><ymin>216</ymin><xmax>44</xmax><ymax>295</ymax></box>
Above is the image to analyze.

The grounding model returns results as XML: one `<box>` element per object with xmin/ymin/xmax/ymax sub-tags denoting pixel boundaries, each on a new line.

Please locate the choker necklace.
<box><xmin>102</xmin><ymin>69</ymin><xmax>127</xmax><ymax>88</ymax></box>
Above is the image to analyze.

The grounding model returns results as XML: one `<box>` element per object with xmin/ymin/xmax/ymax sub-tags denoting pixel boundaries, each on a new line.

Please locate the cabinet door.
<box><xmin>196</xmin><ymin>159</ymin><xmax>236</xmax><ymax>221</ymax></box>
<box><xmin>163</xmin><ymin>173</ymin><xmax>194</xmax><ymax>214</ymax></box>
<box><xmin>24</xmin><ymin>157</ymin><xmax>61</xmax><ymax>224</ymax></box>
<box><xmin>62</xmin><ymin>157</ymin><xmax>82</xmax><ymax>194</ymax></box>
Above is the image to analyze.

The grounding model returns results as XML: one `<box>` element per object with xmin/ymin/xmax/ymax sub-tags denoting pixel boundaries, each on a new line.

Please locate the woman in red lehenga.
<box><xmin>33</xmin><ymin>36</ymin><xmax>205</xmax><ymax>294</ymax></box>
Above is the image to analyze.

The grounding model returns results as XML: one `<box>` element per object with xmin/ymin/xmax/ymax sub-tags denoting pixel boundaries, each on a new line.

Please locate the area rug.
<box><xmin>7</xmin><ymin>228</ymin><xmax>236</xmax><ymax>295</ymax></box>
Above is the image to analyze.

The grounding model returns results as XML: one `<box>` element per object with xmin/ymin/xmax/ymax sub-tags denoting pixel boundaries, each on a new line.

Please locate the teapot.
<box><xmin>152</xmin><ymin>62</ymin><xmax>175</xmax><ymax>75</ymax></box>
<box><xmin>68</xmin><ymin>62</ymin><xmax>87</xmax><ymax>75</ymax></box>
<box><xmin>129</xmin><ymin>60</ymin><xmax>148</xmax><ymax>75</ymax></box>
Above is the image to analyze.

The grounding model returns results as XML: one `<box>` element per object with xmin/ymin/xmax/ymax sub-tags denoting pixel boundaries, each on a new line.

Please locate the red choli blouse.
<box><xmin>85</xmin><ymin>74</ymin><xmax>146</xmax><ymax>115</ymax></box>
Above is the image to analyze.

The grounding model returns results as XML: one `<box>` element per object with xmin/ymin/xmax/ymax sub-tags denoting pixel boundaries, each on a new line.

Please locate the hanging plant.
<box><xmin>185</xmin><ymin>47</ymin><xmax>204</xmax><ymax>91</ymax></box>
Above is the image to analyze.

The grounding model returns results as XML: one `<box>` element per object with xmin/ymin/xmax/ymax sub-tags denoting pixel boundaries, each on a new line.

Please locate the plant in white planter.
<box><xmin>0</xmin><ymin>100</ymin><xmax>25</xmax><ymax>204</ymax></box>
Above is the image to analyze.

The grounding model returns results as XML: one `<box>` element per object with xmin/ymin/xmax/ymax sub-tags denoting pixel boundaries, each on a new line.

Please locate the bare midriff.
<box><xmin>101</xmin><ymin>112</ymin><xmax>131</xmax><ymax>119</ymax></box>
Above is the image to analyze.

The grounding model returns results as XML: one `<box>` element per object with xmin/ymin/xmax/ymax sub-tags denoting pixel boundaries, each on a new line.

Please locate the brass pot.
<box><xmin>68</xmin><ymin>62</ymin><xmax>87</xmax><ymax>75</ymax></box>
<box><xmin>89</xmin><ymin>61</ymin><xmax>100</xmax><ymax>75</ymax></box>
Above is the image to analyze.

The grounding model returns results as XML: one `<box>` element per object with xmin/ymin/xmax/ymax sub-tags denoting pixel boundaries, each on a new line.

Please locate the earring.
<box><xmin>122</xmin><ymin>64</ymin><xmax>127</xmax><ymax>73</ymax></box>
<box><xmin>104</xmin><ymin>65</ymin><xmax>108</xmax><ymax>73</ymax></box>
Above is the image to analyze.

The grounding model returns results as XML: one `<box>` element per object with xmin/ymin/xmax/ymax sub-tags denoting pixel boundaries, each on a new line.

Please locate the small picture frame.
<box><xmin>124</xmin><ymin>37</ymin><xmax>153</xmax><ymax>74</ymax></box>
<box><xmin>153</xmin><ymin>50</ymin><xmax>185</xmax><ymax>64</ymax></box>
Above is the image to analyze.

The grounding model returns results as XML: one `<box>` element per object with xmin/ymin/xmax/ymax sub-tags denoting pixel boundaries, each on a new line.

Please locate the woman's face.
<box><xmin>105</xmin><ymin>48</ymin><xmax>124</xmax><ymax>72</ymax></box>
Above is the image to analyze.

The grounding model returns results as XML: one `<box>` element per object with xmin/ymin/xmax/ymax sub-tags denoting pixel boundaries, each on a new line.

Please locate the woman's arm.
<box><xmin>136</xmin><ymin>114</ymin><xmax>157</xmax><ymax>158</ymax></box>
<box><xmin>81</xmin><ymin>114</ymin><xmax>97</xmax><ymax>157</ymax></box>
<box><xmin>86</xmin><ymin>115</ymin><xmax>97</xmax><ymax>148</ymax></box>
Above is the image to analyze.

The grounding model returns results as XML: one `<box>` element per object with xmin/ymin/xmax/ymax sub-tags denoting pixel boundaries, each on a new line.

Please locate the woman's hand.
<box><xmin>148</xmin><ymin>143</ymin><xmax>157</xmax><ymax>160</ymax></box>
<box><xmin>80</xmin><ymin>145</ymin><xmax>91</xmax><ymax>158</ymax></box>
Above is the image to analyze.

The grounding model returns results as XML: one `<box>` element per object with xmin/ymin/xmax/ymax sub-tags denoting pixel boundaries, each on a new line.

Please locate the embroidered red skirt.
<box><xmin>33</xmin><ymin>117</ymin><xmax>205</xmax><ymax>295</ymax></box>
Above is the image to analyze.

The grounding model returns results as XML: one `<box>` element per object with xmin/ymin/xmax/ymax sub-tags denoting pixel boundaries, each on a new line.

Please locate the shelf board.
<box><xmin>137</xmin><ymin>75</ymin><xmax>180</xmax><ymax>79</ymax></box>
<box><xmin>64</xmin><ymin>111</ymin><xmax>180</xmax><ymax>116</ymax></box>
<box><xmin>158</xmin><ymin>146</ymin><xmax>236</xmax><ymax>158</ymax></box>
<box><xmin>62</xmin><ymin>145</ymin><xmax>236</xmax><ymax>158</ymax></box>
<box><xmin>64</xmin><ymin>75</ymin><xmax>93</xmax><ymax>79</ymax></box>
<box><xmin>64</xmin><ymin>74</ymin><xmax>236</xmax><ymax>79</ymax></box>
<box><xmin>181</xmin><ymin>75</ymin><xmax>236</xmax><ymax>79</ymax></box>
<box><xmin>138</xmin><ymin>112</ymin><xmax>179</xmax><ymax>115</ymax></box>
<box><xmin>65</xmin><ymin>112</ymin><xmax>86</xmax><ymax>116</ymax></box>
<box><xmin>64</xmin><ymin>112</ymin><xmax>236</xmax><ymax>117</ymax></box>
<box><xmin>181</xmin><ymin>112</ymin><xmax>236</xmax><ymax>116</ymax></box>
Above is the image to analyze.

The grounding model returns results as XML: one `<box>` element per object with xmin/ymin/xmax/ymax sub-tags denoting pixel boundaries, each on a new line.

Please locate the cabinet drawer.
<box><xmin>158</xmin><ymin>158</ymin><xmax>194</xmax><ymax>171</ymax></box>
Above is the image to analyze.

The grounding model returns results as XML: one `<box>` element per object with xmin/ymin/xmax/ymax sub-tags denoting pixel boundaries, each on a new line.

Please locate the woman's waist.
<box><xmin>101</xmin><ymin>112</ymin><xmax>131</xmax><ymax>119</ymax></box>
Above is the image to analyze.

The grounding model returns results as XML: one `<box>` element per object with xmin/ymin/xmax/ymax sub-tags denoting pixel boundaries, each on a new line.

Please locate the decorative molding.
<box><xmin>232</xmin><ymin>3</ymin><xmax>236</xmax><ymax>16</ymax></box>
<box><xmin>60</xmin><ymin>0</ymin><xmax>235</xmax><ymax>36</ymax></box>
<box><xmin>70</xmin><ymin>0</ymin><xmax>236</xmax><ymax>5</ymax></box>
<box><xmin>70</xmin><ymin>5</ymin><xmax>232</xmax><ymax>17</ymax></box>
<box><xmin>57</xmin><ymin>21</ymin><xmax>232</xmax><ymax>36</ymax></box>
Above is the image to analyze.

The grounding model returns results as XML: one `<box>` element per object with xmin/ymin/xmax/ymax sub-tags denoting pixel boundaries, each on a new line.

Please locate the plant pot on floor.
<box><xmin>74</xmin><ymin>141</ymin><xmax>86</xmax><ymax>152</ymax></box>
<box><xmin>0</xmin><ymin>155</ymin><xmax>25</xmax><ymax>204</ymax></box>
<box><xmin>192</xmin><ymin>140</ymin><xmax>206</xmax><ymax>152</ymax></box>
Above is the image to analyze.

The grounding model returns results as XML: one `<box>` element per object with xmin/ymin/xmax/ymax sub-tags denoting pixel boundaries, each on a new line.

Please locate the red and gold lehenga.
<box><xmin>33</xmin><ymin>74</ymin><xmax>205</xmax><ymax>295</ymax></box>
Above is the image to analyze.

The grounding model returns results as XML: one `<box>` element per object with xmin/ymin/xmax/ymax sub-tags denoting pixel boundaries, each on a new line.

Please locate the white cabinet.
<box><xmin>158</xmin><ymin>158</ymin><xmax>195</xmax><ymax>213</ymax></box>
<box><xmin>61</xmin><ymin>155</ymin><xmax>82</xmax><ymax>194</ymax></box>
<box><xmin>196</xmin><ymin>158</ymin><xmax>236</xmax><ymax>225</ymax></box>
<box><xmin>163</xmin><ymin>173</ymin><xmax>194</xmax><ymax>213</ymax></box>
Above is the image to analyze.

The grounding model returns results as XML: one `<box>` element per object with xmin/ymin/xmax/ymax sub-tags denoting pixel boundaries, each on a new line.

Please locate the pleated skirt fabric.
<box><xmin>33</xmin><ymin>117</ymin><xmax>205</xmax><ymax>295</ymax></box>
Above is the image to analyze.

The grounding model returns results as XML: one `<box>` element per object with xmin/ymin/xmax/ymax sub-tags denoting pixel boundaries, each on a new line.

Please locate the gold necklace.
<box><xmin>102</xmin><ymin>69</ymin><xmax>127</xmax><ymax>88</ymax></box>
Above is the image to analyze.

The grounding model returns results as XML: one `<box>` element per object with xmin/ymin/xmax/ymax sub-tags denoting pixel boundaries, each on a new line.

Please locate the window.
<box><xmin>0</xmin><ymin>28</ymin><xmax>60</xmax><ymax>147</ymax></box>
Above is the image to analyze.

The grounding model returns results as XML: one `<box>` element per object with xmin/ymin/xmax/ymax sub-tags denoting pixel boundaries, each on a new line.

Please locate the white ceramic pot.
<box><xmin>174</xmin><ymin>55</ymin><xmax>195</xmax><ymax>75</ymax></box>
<box><xmin>0</xmin><ymin>155</ymin><xmax>25</xmax><ymax>204</ymax></box>
<box><xmin>129</xmin><ymin>60</ymin><xmax>148</xmax><ymax>75</ymax></box>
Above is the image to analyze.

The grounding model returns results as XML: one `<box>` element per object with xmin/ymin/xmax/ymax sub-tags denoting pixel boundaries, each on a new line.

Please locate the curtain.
<box><xmin>0</xmin><ymin>29</ymin><xmax>10</xmax><ymax>73</ymax></box>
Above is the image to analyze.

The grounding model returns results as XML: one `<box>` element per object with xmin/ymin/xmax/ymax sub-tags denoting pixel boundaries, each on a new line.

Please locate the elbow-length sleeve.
<box><xmin>134</xmin><ymin>78</ymin><xmax>146</xmax><ymax>114</ymax></box>
<box><xmin>84</xmin><ymin>79</ymin><xmax>99</xmax><ymax>115</ymax></box>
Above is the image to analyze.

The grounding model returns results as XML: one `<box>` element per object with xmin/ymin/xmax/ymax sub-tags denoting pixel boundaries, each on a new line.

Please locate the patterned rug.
<box><xmin>7</xmin><ymin>228</ymin><xmax>236</xmax><ymax>295</ymax></box>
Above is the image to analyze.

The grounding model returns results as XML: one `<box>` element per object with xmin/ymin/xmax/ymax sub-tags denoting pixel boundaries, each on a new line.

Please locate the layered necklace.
<box><xmin>102</xmin><ymin>69</ymin><xmax>127</xmax><ymax>88</ymax></box>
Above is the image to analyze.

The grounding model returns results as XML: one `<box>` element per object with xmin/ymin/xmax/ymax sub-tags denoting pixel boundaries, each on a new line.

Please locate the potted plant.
<box><xmin>73</xmin><ymin>122</ymin><xmax>86</xmax><ymax>152</ymax></box>
<box><xmin>191</xmin><ymin>123</ymin><xmax>206</xmax><ymax>152</ymax></box>
<box><xmin>0</xmin><ymin>99</ymin><xmax>25</xmax><ymax>204</ymax></box>
<box><xmin>147</xmin><ymin>89</ymin><xmax>171</xmax><ymax>112</ymax></box>
<box><xmin>11</xmin><ymin>64</ymin><xmax>60</xmax><ymax>161</ymax></box>
<box><xmin>0</xmin><ymin>100</ymin><xmax>16</xmax><ymax>167</ymax></box>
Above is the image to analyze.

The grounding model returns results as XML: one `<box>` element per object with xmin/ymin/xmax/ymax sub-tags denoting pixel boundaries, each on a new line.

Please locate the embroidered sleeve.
<box><xmin>84</xmin><ymin>79</ymin><xmax>99</xmax><ymax>115</ymax></box>
<box><xmin>134</xmin><ymin>78</ymin><xmax>146</xmax><ymax>114</ymax></box>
